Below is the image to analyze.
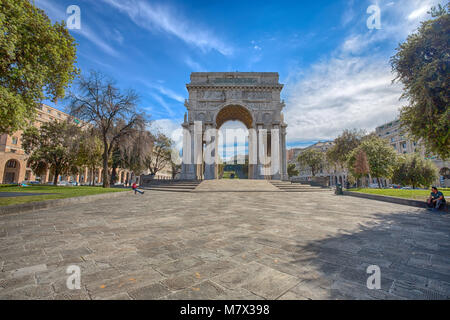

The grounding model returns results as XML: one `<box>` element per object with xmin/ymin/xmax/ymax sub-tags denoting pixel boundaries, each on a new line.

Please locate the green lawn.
<box><xmin>350</xmin><ymin>188</ymin><xmax>450</xmax><ymax>200</ymax></box>
<box><xmin>0</xmin><ymin>185</ymin><xmax>128</xmax><ymax>206</ymax></box>
<box><xmin>222</xmin><ymin>171</ymin><xmax>239</xmax><ymax>179</ymax></box>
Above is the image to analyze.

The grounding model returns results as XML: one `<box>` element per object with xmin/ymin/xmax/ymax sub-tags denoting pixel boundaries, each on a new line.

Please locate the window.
<box><xmin>11</xmin><ymin>137</ymin><xmax>18</xmax><ymax>145</ymax></box>
<box><xmin>6</xmin><ymin>160</ymin><xmax>17</xmax><ymax>168</ymax></box>
<box><xmin>402</xmin><ymin>143</ymin><xmax>407</xmax><ymax>149</ymax></box>
<box><xmin>48</xmin><ymin>109</ymin><xmax>51</xmax><ymax>114</ymax></box>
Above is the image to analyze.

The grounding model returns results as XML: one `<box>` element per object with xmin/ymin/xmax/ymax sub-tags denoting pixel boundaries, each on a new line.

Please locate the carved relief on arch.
<box><xmin>196</xmin><ymin>112</ymin><xmax>206</xmax><ymax>122</ymax></box>
<box><xmin>199</xmin><ymin>90</ymin><xmax>225</xmax><ymax>101</ymax></box>
<box><xmin>243</xmin><ymin>91</ymin><xmax>271</xmax><ymax>101</ymax></box>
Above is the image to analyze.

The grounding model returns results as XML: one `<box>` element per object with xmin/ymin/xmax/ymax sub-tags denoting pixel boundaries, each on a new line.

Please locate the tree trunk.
<box><xmin>53</xmin><ymin>169</ymin><xmax>59</xmax><ymax>185</ymax></box>
<box><xmin>110</xmin><ymin>166</ymin><xmax>117</xmax><ymax>186</ymax></box>
<box><xmin>102</xmin><ymin>146</ymin><xmax>110</xmax><ymax>188</ymax></box>
<box><xmin>377</xmin><ymin>177</ymin><xmax>381</xmax><ymax>189</ymax></box>
<box><xmin>90</xmin><ymin>167</ymin><xmax>94</xmax><ymax>186</ymax></box>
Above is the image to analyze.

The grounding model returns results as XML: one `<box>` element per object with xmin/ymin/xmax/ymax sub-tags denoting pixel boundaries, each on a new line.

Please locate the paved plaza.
<box><xmin>0</xmin><ymin>180</ymin><xmax>449</xmax><ymax>300</ymax></box>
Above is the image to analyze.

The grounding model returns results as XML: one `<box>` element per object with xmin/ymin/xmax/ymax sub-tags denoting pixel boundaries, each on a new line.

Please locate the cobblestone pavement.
<box><xmin>0</xmin><ymin>180</ymin><xmax>449</xmax><ymax>300</ymax></box>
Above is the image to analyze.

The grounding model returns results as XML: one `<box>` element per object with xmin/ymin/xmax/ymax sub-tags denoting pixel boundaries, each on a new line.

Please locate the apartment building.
<box><xmin>0</xmin><ymin>104</ymin><xmax>132</xmax><ymax>185</ymax></box>
<box><xmin>376</xmin><ymin>119</ymin><xmax>449</xmax><ymax>187</ymax></box>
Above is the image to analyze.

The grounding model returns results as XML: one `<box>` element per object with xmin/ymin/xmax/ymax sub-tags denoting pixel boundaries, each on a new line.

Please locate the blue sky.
<box><xmin>36</xmin><ymin>0</ymin><xmax>444</xmax><ymax>154</ymax></box>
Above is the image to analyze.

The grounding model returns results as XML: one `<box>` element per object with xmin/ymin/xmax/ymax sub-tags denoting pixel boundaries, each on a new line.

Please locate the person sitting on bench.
<box><xmin>427</xmin><ymin>187</ymin><xmax>446</xmax><ymax>211</ymax></box>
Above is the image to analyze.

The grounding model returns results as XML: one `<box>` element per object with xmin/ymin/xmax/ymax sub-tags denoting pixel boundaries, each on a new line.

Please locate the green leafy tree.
<box><xmin>22</xmin><ymin>120</ymin><xmax>81</xmax><ymax>185</ymax></box>
<box><xmin>391</xmin><ymin>4</ymin><xmax>450</xmax><ymax>160</ymax></box>
<box><xmin>297</xmin><ymin>148</ymin><xmax>324</xmax><ymax>177</ymax></box>
<box><xmin>76</xmin><ymin>132</ymin><xmax>103</xmax><ymax>186</ymax></box>
<box><xmin>287</xmin><ymin>163</ymin><xmax>299</xmax><ymax>178</ymax></box>
<box><xmin>0</xmin><ymin>0</ymin><xmax>78</xmax><ymax>134</ymax></box>
<box><xmin>392</xmin><ymin>153</ymin><xmax>438</xmax><ymax>189</ymax></box>
<box><xmin>348</xmin><ymin>136</ymin><xmax>398</xmax><ymax>188</ymax></box>
<box><xmin>347</xmin><ymin>149</ymin><xmax>370</xmax><ymax>187</ymax></box>
<box><xmin>67</xmin><ymin>71</ymin><xmax>148</xmax><ymax>188</ymax></box>
<box><xmin>326</xmin><ymin>129</ymin><xmax>366</xmax><ymax>168</ymax></box>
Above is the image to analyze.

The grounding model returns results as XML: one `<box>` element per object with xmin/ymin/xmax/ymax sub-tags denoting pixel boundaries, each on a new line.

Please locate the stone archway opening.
<box><xmin>216</xmin><ymin>105</ymin><xmax>253</xmax><ymax>129</ymax></box>
<box><xmin>3</xmin><ymin>159</ymin><xmax>20</xmax><ymax>184</ymax></box>
<box><xmin>217</xmin><ymin>120</ymin><xmax>249</xmax><ymax>179</ymax></box>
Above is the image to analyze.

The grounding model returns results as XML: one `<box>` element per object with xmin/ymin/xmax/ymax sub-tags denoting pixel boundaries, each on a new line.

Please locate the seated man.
<box><xmin>427</xmin><ymin>187</ymin><xmax>446</xmax><ymax>211</ymax></box>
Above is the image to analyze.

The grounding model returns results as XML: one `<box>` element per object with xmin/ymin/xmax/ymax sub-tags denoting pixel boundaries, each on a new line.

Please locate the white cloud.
<box><xmin>184</xmin><ymin>57</ymin><xmax>206</xmax><ymax>72</ymax></box>
<box><xmin>283</xmin><ymin>0</ymin><xmax>445</xmax><ymax>145</ymax></box>
<box><xmin>150</xmin><ymin>118</ymin><xmax>184</xmax><ymax>151</ymax></box>
<box><xmin>149</xmin><ymin>93</ymin><xmax>175</xmax><ymax>117</ymax></box>
<box><xmin>284</xmin><ymin>56</ymin><xmax>404</xmax><ymax>144</ymax></box>
<box><xmin>36</xmin><ymin>0</ymin><xmax>120</xmax><ymax>57</ymax></box>
<box><xmin>101</xmin><ymin>0</ymin><xmax>233</xmax><ymax>56</ymax></box>
<box><xmin>408</xmin><ymin>6</ymin><xmax>430</xmax><ymax>20</ymax></box>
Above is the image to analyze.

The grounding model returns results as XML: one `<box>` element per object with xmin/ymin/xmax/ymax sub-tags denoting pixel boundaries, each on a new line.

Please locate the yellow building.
<box><xmin>0</xmin><ymin>104</ymin><xmax>132</xmax><ymax>185</ymax></box>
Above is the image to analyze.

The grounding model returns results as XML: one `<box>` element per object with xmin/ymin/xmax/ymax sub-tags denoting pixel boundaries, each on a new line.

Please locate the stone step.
<box><xmin>141</xmin><ymin>180</ymin><xmax>202</xmax><ymax>192</ymax></box>
<box><xmin>143</xmin><ymin>187</ymin><xmax>195</xmax><ymax>192</ymax></box>
<box><xmin>145</xmin><ymin>185</ymin><xmax>198</xmax><ymax>190</ymax></box>
<box><xmin>269</xmin><ymin>181</ymin><xmax>330</xmax><ymax>192</ymax></box>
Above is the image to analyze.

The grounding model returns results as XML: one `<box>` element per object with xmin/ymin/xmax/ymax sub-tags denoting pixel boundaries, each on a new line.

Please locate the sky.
<box><xmin>36</xmin><ymin>0</ymin><xmax>445</xmax><ymax>156</ymax></box>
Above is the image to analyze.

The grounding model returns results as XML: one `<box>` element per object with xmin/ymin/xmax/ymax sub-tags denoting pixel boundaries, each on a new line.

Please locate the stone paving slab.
<box><xmin>0</xmin><ymin>180</ymin><xmax>449</xmax><ymax>300</ymax></box>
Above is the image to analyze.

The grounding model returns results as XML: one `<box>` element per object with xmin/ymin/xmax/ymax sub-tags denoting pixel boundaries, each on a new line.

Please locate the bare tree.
<box><xmin>67</xmin><ymin>71</ymin><xmax>148</xmax><ymax>187</ymax></box>
<box><xmin>144</xmin><ymin>133</ymin><xmax>173</xmax><ymax>176</ymax></box>
<box><xmin>118</xmin><ymin>129</ymin><xmax>154</xmax><ymax>180</ymax></box>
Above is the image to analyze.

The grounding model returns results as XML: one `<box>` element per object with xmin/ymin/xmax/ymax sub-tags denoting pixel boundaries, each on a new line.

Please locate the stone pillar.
<box><xmin>204</xmin><ymin>124</ymin><xmax>216</xmax><ymax>180</ymax></box>
<box><xmin>181</xmin><ymin>124</ymin><xmax>195</xmax><ymax>180</ymax></box>
<box><xmin>271</xmin><ymin>125</ymin><xmax>281</xmax><ymax>180</ymax></box>
<box><xmin>215</xmin><ymin>128</ymin><xmax>219</xmax><ymax>179</ymax></box>
<box><xmin>193</xmin><ymin>121</ymin><xmax>203</xmax><ymax>180</ymax></box>
<box><xmin>280</xmin><ymin>126</ymin><xmax>288</xmax><ymax>181</ymax></box>
<box><xmin>257</xmin><ymin>125</ymin><xmax>267</xmax><ymax>179</ymax></box>
<box><xmin>248</xmin><ymin>127</ymin><xmax>257</xmax><ymax>179</ymax></box>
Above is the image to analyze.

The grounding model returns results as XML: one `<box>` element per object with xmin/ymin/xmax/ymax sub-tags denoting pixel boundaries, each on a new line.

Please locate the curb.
<box><xmin>343</xmin><ymin>191</ymin><xmax>449</xmax><ymax>211</ymax></box>
<box><xmin>0</xmin><ymin>190</ymin><xmax>130</xmax><ymax>216</ymax></box>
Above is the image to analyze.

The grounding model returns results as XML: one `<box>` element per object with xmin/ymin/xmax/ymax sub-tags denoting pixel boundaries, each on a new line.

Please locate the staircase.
<box><xmin>270</xmin><ymin>180</ymin><xmax>331</xmax><ymax>193</ymax></box>
<box><xmin>141</xmin><ymin>180</ymin><xmax>202</xmax><ymax>192</ymax></box>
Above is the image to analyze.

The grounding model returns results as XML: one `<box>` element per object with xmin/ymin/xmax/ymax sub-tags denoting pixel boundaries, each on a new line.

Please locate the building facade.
<box><xmin>0</xmin><ymin>104</ymin><xmax>132</xmax><ymax>185</ymax></box>
<box><xmin>376</xmin><ymin>119</ymin><xmax>449</xmax><ymax>187</ymax></box>
<box><xmin>288</xmin><ymin>119</ymin><xmax>449</xmax><ymax>188</ymax></box>
<box><xmin>289</xmin><ymin>141</ymin><xmax>348</xmax><ymax>187</ymax></box>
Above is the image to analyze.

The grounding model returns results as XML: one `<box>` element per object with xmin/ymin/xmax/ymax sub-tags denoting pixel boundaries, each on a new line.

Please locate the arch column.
<box><xmin>248</xmin><ymin>127</ymin><xmax>257</xmax><ymax>179</ymax></box>
<box><xmin>271</xmin><ymin>125</ymin><xmax>281</xmax><ymax>180</ymax></box>
<box><xmin>204</xmin><ymin>124</ymin><xmax>217</xmax><ymax>180</ymax></box>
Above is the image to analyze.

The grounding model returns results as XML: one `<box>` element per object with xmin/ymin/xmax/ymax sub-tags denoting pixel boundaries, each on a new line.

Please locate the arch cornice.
<box><xmin>186</xmin><ymin>84</ymin><xmax>283</xmax><ymax>91</ymax></box>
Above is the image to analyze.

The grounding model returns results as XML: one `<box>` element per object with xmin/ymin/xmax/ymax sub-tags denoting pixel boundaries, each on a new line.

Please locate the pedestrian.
<box><xmin>426</xmin><ymin>186</ymin><xmax>446</xmax><ymax>211</ymax></box>
<box><xmin>132</xmin><ymin>182</ymin><xmax>144</xmax><ymax>195</ymax></box>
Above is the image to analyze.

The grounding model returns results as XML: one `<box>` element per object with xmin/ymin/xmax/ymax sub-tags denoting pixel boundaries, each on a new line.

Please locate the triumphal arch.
<box><xmin>180</xmin><ymin>72</ymin><xmax>288</xmax><ymax>181</ymax></box>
